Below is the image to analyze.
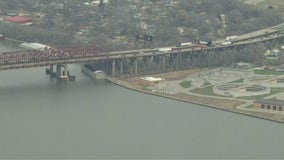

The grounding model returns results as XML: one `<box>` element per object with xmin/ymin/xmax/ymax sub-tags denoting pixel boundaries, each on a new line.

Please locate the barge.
<box><xmin>81</xmin><ymin>64</ymin><xmax>105</xmax><ymax>80</ymax></box>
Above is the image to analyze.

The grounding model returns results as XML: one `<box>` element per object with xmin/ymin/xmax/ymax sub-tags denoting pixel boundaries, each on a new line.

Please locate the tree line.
<box><xmin>0</xmin><ymin>0</ymin><xmax>282</xmax><ymax>49</ymax></box>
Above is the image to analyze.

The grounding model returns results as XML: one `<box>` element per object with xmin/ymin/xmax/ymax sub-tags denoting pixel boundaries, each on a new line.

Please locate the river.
<box><xmin>0</xmin><ymin>42</ymin><xmax>284</xmax><ymax>159</ymax></box>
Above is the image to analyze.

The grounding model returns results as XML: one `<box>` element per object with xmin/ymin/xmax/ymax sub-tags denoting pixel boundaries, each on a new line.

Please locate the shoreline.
<box><xmin>106</xmin><ymin>76</ymin><xmax>284</xmax><ymax>124</ymax></box>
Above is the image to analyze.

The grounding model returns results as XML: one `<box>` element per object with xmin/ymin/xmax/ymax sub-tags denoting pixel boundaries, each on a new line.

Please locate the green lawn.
<box><xmin>230</xmin><ymin>78</ymin><xmax>244</xmax><ymax>83</ymax></box>
<box><xmin>179</xmin><ymin>80</ymin><xmax>191</xmax><ymax>88</ymax></box>
<box><xmin>270</xmin><ymin>87</ymin><xmax>284</xmax><ymax>95</ymax></box>
<box><xmin>190</xmin><ymin>85</ymin><xmax>224</xmax><ymax>97</ymax></box>
<box><xmin>253</xmin><ymin>69</ymin><xmax>284</xmax><ymax>75</ymax></box>
<box><xmin>204</xmin><ymin>81</ymin><xmax>211</xmax><ymax>86</ymax></box>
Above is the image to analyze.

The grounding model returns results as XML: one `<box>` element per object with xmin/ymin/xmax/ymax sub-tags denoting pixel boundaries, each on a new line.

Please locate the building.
<box><xmin>254</xmin><ymin>99</ymin><xmax>284</xmax><ymax>111</ymax></box>
<box><xmin>139</xmin><ymin>77</ymin><xmax>165</xmax><ymax>87</ymax></box>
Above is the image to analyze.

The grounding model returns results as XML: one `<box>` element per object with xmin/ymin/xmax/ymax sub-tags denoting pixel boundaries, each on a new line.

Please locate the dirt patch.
<box><xmin>244</xmin><ymin>0</ymin><xmax>266</xmax><ymax>5</ymax></box>
<box><xmin>141</xmin><ymin>69</ymin><xmax>206</xmax><ymax>81</ymax></box>
<box><xmin>122</xmin><ymin>69</ymin><xmax>205</xmax><ymax>88</ymax></box>
<box><xmin>174</xmin><ymin>93</ymin><xmax>244</xmax><ymax>109</ymax></box>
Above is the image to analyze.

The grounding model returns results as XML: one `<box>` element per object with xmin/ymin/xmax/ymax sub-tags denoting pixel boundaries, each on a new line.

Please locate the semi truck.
<box><xmin>176</xmin><ymin>42</ymin><xmax>193</xmax><ymax>47</ymax></box>
<box><xmin>157</xmin><ymin>47</ymin><xmax>172</xmax><ymax>52</ymax></box>
<box><xmin>226</xmin><ymin>35</ymin><xmax>237</xmax><ymax>41</ymax></box>
<box><xmin>221</xmin><ymin>41</ymin><xmax>232</xmax><ymax>45</ymax></box>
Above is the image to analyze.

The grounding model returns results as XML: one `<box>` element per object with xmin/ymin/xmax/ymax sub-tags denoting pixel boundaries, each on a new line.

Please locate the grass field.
<box><xmin>230</xmin><ymin>78</ymin><xmax>244</xmax><ymax>83</ymax></box>
<box><xmin>253</xmin><ymin>69</ymin><xmax>284</xmax><ymax>75</ymax></box>
<box><xmin>179</xmin><ymin>80</ymin><xmax>191</xmax><ymax>88</ymax></box>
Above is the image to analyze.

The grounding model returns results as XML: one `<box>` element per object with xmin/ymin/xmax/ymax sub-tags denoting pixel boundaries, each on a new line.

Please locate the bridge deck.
<box><xmin>1</xmin><ymin>23</ymin><xmax>284</xmax><ymax>71</ymax></box>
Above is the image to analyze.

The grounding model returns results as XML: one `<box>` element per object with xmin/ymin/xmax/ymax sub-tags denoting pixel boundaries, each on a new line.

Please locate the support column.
<box><xmin>112</xmin><ymin>60</ymin><xmax>116</xmax><ymax>77</ymax></box>
<box><xmin>120</xmin><ymin>59</ymin><xmax>123</xmax><ymax>77</ymax></box>
<box><xmin>46</xmin><ymin>64</ymin><xmax>54</xmax><ymax>77</ymax></box>
<box><xmin>135</xmin><ymin>58</ymin><xmax>138</xmax><ymax>76</ymax></box>
<box><xmin>63</xmin><ymin>65</ymin><xmax>67</xmax><ymax>77</ymax></box>
<box><xmin>176</xmin><ymin>54</ymin><xmax>180</xmax><ymax>70</ymax></box>
<box><xmin>175</xmin><ymin>54</ymin><xmax>179</xmax><ymax>70</ymax></box>
<box><xmin>186</xmin><ymin>53</ymin><xmax>191</xmax><ymax>68</ymax></box>
<box><xmin>56</xmin><ymin>64</ymin><xmax>61</xmax><ymax>78</ymax></box>
<box><xmin>162</xmin><ymin>55</ymin><xmax>166</xmax><ymax>72</ymax></box>
<box><xmin>142</xmin><ymin>57</ymin><xmax>148</xmax><ymax>73</ymax></box>
<box><xmin>149</xmin><ymin>56</ymin><xmax>153</xmax><ymax>73</ymax></box>
<box><xmin>50</xmin><ymin>65</ymin><xmax>53</xmax><ymax>73</ymax></box>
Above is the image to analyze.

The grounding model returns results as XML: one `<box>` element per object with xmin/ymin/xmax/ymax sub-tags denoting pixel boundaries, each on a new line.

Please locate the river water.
<box><xmin>0</xmin><ymin>42</ymin><xmax>284</xmax><ymax>159</ymax></box>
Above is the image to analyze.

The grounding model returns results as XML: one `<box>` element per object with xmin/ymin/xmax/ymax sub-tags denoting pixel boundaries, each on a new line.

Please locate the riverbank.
<box><xmin>106</xmin><ymin>69</ymin><xmax>284</xmax><ymax>123</ymax></box>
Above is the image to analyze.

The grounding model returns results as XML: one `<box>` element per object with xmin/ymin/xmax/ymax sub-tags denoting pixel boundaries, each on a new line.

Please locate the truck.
<box><xmin>226</xmin><ymin>35</ymin><xmax>237</xmax><ymax>41</ymax></box>
<box><xmin>198</xmin><ymin>41</ymin><xmax>209</xmax><ymax>45</ymax></box>
<box><xmin>157</xmin><ymin>47</ymin><xmax>172</xmax><ymax>52</ymax></box>
<box><xmin>198</xmin><ymin>40</ymin><xmax>215</xmax><ymax>47</ymax></box>
<box><xmin>176</xmin><ymin>42</ymin><xmax>193</xmax><ymax>47</ymax></box>
<box><xmin>221</xmin><ymin>41</ymin><xmax>232</xmax><ymax>45</ymax></box>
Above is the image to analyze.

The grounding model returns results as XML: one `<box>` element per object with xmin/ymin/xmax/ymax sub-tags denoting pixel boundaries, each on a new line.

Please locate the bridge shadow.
<box><xmin>0</xmin><ymin>76</ymin><xmax>113</xmax><ymax>96</ymax></box>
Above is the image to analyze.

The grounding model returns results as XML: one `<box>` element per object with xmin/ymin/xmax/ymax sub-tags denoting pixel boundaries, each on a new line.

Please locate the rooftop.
<box><xmin>255</xmin><ymin>99</ymin><xmax>284</xmax><ymax>106</ymax></box>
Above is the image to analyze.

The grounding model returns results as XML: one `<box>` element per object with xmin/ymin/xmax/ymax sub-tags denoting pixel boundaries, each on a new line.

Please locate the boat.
<box><xmin>81</xmin><ymin>64</ymin><xmax>105</xmax><ymax>80</ymax></box>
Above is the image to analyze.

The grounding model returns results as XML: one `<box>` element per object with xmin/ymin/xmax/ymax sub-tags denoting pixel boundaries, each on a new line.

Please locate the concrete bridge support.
<box><xmin>63</xmin><ymin>65</ymin><xmax>68</xmax><ymax>77</ymax></box>
<box><xmin>169</xmin><ymin>54</ymin><xmax>177</xmax><ymax>71</ymax></box>
<box><xmin>58</xmin><ymin>64</ymin><xmax>68</xmax><ymax>81</ymax></box>
<box><xmin>120</xmin><ymin>59</ymin><xmax>123</xmax><ymax>77</ymax></box>
<box><xmin>162</xmin><ymin>55</ymin><xmax>166</xmax><ymax>72</ymax></box>
<box><xmin>46</xmin><ymin>64</ymin><xmax>69</xmax><ymax>80</ymax></box>
<box><xmin>176</xmin><ymin>53</ymin><xmax>181</xmax><ymax>70</ymax></box>
<box><xmin>142</xmin><ymin>57</ymin><xmax>148</xmax><ymax>73</ymax></box>
<box><xmin>46</xmin><ymin>65</ymin><xmax>56</xmax><ymax>78</ymax></box>
<box><xmin>134</xmin><ymin>58</ymin><xmax>138</xmax><ymax>76</ymax></box>
<box><xmin>56</xmin><ymin>64</ymin><xmax>62</xmax><ymax>78</ymax></box>
<box><xmin>50</xmin><ymin>65</ymin><xmax>53</xmax><ymax>73</ymax></box>
<box><xmin>112</xmin><ymin>60</ymin><xmax>116</xmax><ymax>77</ymax></box>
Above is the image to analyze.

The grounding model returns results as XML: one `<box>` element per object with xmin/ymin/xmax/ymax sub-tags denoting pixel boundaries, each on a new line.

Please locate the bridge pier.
<box><xmin>56</xmin><ymin>64</ymin><xmax>62</xmax><ymax>78</ymax></box>
<box><xmin>49</xmin><ymin>64</ymin><xmax>53</xmax><ymax>73</ymax></box>
<box><xmin>46</xmin><ymin>65</ymin><xmax>57</xmax><ymax>78</ymax></box>
<box><xmin>112</xmin><ymin>60</ymin><xmax>116</xmax><ymax>77</ymax></box>
<box><xmin>162</xmin><ymin>55</ymin><xmax>166</xmax><ymax>72</ymax></box>
<box><xmin>176</xmin><ymin>54</ymin><xmax>181</xmax><ymax>70</ymax></box>
<box><xmin>45</xmin><ymin>64</ymin><xmax>75</xmax><ymax>81</ymax></box>
<box><xmin>134</xmin><ymin>58</ymin><xmax>138</xmax><ymax>76</ymax></box>
<box><xmin>120</xmin><ymin>59</ymin><xmax>123</xmax><ymax>77</ymax></box>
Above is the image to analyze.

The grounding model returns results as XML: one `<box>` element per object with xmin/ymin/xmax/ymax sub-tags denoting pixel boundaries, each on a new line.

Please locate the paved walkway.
<box><xmin>244</xmin><ymin>0</ymin><xmax>266</xmax><ymax>5</ymax></box>
<box><xmin>164</xmin><ymin>78</ymin><xmax>284</xmax><ymax>115</ymax></box>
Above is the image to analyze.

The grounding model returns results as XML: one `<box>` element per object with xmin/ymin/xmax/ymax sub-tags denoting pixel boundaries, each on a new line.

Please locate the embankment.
<box><xmin>106</xmin><ymin>76</ymin><xmax>284</xmax><ymax>124</ymax></box>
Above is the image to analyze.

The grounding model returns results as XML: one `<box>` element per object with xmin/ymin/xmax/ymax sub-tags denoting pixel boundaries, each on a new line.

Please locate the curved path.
<box><xmin>164</xmin><ymin>78</ymin><xmax>284</xmax><ymax>116</ymax></box>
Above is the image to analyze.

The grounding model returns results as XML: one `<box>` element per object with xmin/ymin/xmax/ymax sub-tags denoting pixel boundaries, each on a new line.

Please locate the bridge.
<box><xmin>1</xmin><ymin>23</ymin><xmax>284</xmax><ymax>79</ymax></box>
